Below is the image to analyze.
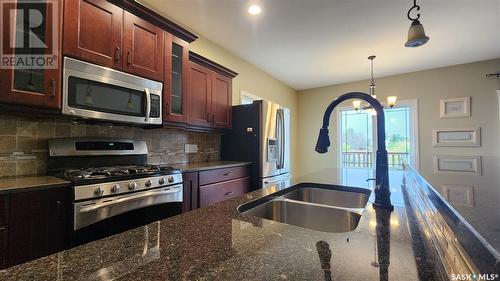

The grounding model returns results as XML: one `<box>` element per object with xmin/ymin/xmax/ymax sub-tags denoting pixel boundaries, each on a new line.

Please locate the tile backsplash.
<box><xmin>0</xmin><ymin>114</ymin><xmax>220</xmax><ymax>177</ymax></box>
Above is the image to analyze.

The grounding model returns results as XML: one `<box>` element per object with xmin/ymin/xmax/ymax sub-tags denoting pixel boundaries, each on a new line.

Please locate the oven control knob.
<box><xmin>94</xmin><ymin>186</ymin><xmax>104</xmax><ymax>196</ymax></box>
<box><xmin>145</xmin><ymin>180</ymin><xmax>152</xmax><ymax>187</ymax></box>
<box><xmin>158</xmin><ymin>178</ymin><xmax>166</xmax><ymax>185</ymax></box>
<box><xmin>167</xmin><ymin>176</ymin><xmax>174</xmax><ymax>183</ymax></box>
<box><xmin>128</xmin><ymin>182</ymin><xmax>137</xmax><ymax>190</ymax></box>
<box><xmin>111</xmin><ymin>184</ymin><xmax>121</xmax><ymax>193</ymax></box>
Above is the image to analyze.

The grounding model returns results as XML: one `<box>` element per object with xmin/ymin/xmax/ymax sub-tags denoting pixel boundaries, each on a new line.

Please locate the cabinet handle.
<box><xmin>224</xmin><ymin>191</ymin><xmax>233</xmax><ymax>196</ymax></box>
<box><xmin>48</xmin><ymin>79</ymin><xmax>55</xmax><ymax>98</ymax></box>
<box><xmin>127</xmin><ymin>51</ymin><xmax>131</xmax><ymax>66</ymax></box>
<box><xmin>223</xmin><ymin>172</ymin><xmax>232</xmax><ymax>176</ymax></box>
<box><xmin>166</xmin><ymin>101</ymin><xmax>170</xmax><ymax>115</ymax></box>
<box><xmin>212</xmin><ymin>113</ymin><xmax>215</xmax><ymax>126</ymax></box>
<box><xmin>115</xmin><ymin>46</ymin><xmax>121</xmax><ymax>63</ymax></box>
<box><xmin>206</xmin><ymin>112</ymin><xmax>210</xmax><ymax>121</ymax></box>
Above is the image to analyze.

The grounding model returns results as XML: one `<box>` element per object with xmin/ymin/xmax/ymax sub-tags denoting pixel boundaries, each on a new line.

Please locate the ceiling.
<box><xmin>141</xmin><ymin>0</ymin><xmax>500</xmax><ymax>90</ymax></box>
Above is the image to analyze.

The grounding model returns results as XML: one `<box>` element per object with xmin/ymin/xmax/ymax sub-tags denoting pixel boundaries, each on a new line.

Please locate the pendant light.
<box><xmin>352</xmin><ymin>55</ymin><xmax>398</xmax><ymax>111</ymax></box>
<box><xmin>368</xmin><ymin>55</ymin><xmax>377</xmax><ymax>98</ymax></box>
<box><xmin>405</xmin><ymin>0</ymin><xmax>429</xmax><ymax>48</ymax></box>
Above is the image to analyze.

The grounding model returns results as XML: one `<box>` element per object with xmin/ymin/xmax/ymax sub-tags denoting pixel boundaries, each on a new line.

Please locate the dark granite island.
<box><xmin>0</xmin><ymin>167</ymin><xmax>424</xmax><ymax>281</ymax></box>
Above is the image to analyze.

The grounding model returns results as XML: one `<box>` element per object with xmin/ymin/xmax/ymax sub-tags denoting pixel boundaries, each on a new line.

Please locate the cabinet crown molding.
<box><xmin>189</xmin><ymin>51</ymin><xmax>239</xmax><ymax>78</ymax></box>
<box><xmin>109</xmin><ymin>0</ymin><xmax>198</xmax><ymax>43</ymax></box>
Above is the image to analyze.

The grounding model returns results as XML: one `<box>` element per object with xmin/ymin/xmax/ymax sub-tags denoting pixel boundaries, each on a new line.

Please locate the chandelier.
<box><xmin>352</xmin><ymin>56</ymin><xmax>397</xmax><ymax>114</ymax></box>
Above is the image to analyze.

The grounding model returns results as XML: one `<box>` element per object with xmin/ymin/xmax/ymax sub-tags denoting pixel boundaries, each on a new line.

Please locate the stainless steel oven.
<box><xmin>62</xmin><ymin>57</ymin><xmax>163</xmax><ymax>125</ymax></box>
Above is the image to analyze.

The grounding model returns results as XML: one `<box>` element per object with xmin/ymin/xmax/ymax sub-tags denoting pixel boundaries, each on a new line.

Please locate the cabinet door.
<box><xmin>211</xmin><ymin>73</ymin><xmax>232</xmax><ymax>129</ymax></box>
<box><xmin>8</xmin><ymin>187</ymin><xmax>69</xmax><ymax>267</ymax></box>
<box><xmin>199</xmin><ymin>177</ymin><xmax>250</xmax><ymax>208</ymax></box>
<box><xmin>182</xmin><ymin>172</ymin><xmax>199</xmax><ymax>212</ymax></box>
<box><xmin>63</xmin><ymin>0</ymin><xmax>123</xmax><ymax>69</ymax></box>
<box><xmin>123</xmin><ymin>11</ymin><xmax>164</xmax><ymax>81</ymax></box>
<box><xmin>164</xmin><ymin>34</ymin><xmax>189</xmax><ymax>123</ymax></box>
<box><xmin>0</xmin><ymin>0</ymin><xmax>61</xmax><ymax>109</ymax></box>
<box><xmin>188</xmin><ymin>62</ymin><xmax>212</xmax><ymax>128</ymax></box>
<box><xmin>0</xmin><ymin>227</ymin><xmax>6</xmax><ymax>270</ymax></box>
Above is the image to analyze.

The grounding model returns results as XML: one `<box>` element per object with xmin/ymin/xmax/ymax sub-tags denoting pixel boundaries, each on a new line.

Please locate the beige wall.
<box><xmin>190</xmin><ymin>37</ymin><xmax>299</xmax><ymax>178</ymax></box>
<box><xmin>296</xmin><ymin>59</ymin><xmax>500</xmax><ymax>185</ymax></box>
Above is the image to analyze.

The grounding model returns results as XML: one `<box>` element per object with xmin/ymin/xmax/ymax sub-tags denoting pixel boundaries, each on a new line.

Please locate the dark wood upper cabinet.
<box><xmin>0</xmin><ymin>0</ymin><xmax>61</xmax><ymax>109</ymax></box>
<box><xmin>187</xmin><ymin>52</ymin><xmax>237</xmax><ymax>130</ymax></box>
<box><xmin>123</xmin><ymin>11</ymin><xmax>164</xmax><ymax>81</ymax></box>
<box><xmin>164</xmin><ymin>34</ymin><xmax>189</xmax><ymax>123</ymax></box>
<box><xmin>63</xmin><ymin>0</ymin><xmax>123</xmax><ymax>69</ymax></box>
<box><xmin>187</xmin><ymin>62</ymin><xmax>212</xmax><ymax>128</ymax></box>
<box><xmin>211</xmin><ymin>73</ymin><xmax>232</xmax><ymax>129</ymax></box>
<box><xmin>8</xmin><ymin>187</ymin><xmax>70</xmax><ymax>267</ymax></box>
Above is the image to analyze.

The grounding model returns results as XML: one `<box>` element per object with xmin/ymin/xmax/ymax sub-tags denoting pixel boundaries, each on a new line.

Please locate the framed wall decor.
<box><xmin>433</xmin><ymin>155</ymin><xmax>482</xmax><ymax>175</ymax></box>
<box><xmin>432</xmin><ymin>127</ymin><xmax>480</xmax><ymax>147</ymax></box>
<box><xmin>439</xmin><ymin>97</ymin><xmax>470</xmax><ymax>118</ymax></box>
<box><xmin>442</xmin><ymin>184</ymin><xmax>474</xmax><ymax>207</ymax></box>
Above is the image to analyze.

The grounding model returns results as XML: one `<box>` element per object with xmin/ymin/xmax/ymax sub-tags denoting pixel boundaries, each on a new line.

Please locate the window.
<box><xmin>240</xmin><ymin>90</ymin><xmax>263</xmax><ymax>105</ymax></box>
<box><xmin>338</xmin><ymin>100</ymin><xmax>419</xmax><ymax>170</ymax></box>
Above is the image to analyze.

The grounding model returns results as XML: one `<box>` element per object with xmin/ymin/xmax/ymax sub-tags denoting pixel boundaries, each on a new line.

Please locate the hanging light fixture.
<box><xmin>368</xmin><ymin>55</ymin><xmax>377</xmax><ymax>99</ymax></box>
<box><xmin>354</xmin><ymin>55</ymin><xmax>398</xmax><ymax>112</ymax></box>
<box><xmin>405</xmin><ymin>0</ymin><xmax>430</xmax><ymax>48</ymax></box>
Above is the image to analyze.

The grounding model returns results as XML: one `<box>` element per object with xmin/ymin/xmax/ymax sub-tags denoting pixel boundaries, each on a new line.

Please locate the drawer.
<box><xmin>199</xmin><ymin>165</ymin><xmax>250</xmax><ymax>186</ymax></box>
<box><xmin>199</xmin><ymin>176</ymin><xmax>250</xmax><ymax>208</ymax></box>
<box><xmin>0</xmin><ymin>195</ymin><xmax>8</xmax><ymax>226</ymax></box>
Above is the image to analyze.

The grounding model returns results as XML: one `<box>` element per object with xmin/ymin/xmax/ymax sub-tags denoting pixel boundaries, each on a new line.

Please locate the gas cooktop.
<box><xmin>55</xmin><ymin>165</ymin><xmax>180</xmax><ymax>184</ymax></box>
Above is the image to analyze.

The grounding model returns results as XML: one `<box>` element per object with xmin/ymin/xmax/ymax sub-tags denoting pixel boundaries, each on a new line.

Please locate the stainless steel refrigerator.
<box><xmin>221</xmin><ymin>100</ymin><xmax>291</xmax><ymax>190</ymax></box>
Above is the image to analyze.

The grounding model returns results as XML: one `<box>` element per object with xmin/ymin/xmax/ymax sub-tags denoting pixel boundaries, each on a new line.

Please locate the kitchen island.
<box><xmin>1</xmin><ymin>167</ymin><xmax>427</xmax><ymax>281</ymax></box>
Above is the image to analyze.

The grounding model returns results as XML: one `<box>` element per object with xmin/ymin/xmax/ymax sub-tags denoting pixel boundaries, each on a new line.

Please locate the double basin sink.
<box><xmin>238</xmin><ymin>186</ymin><xmax>371</xmax><ymax>233</ymax></box>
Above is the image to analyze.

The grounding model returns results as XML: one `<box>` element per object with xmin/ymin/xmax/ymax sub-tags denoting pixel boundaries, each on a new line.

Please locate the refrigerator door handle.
<box><xmin>277</xmin><ymin>109</ymin><xmax>282</xmax><ymax>170</ymax></box>
<box><xmin>277</xmin><ymin>108</ymin><xmax>285</xmax><ymax>170</ymax></box>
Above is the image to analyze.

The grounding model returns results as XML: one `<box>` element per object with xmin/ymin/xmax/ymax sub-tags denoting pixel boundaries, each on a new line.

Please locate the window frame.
<box><xmin>240</xmin><ymin>90</ymin><xmax>263</xmax><ymax>105</ymax></box>
<box><xmin>336</xmin><ymin>99</ymin><xmax>419</xmax><ymax>171</ymax></box>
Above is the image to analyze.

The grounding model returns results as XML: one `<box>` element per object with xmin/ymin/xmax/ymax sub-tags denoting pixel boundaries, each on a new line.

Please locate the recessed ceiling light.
<box><xmin>248</xmin><ymin>4</ymin><xmax>262</xmax><ymax>15</ymax></box>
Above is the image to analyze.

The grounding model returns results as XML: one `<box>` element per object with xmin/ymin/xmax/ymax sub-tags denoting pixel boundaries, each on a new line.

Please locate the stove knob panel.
<box><xmin>167</xmin><ymin>176</ymin><xmax>174</xmax><ymax>183</ymax></box>
<box><xmin>145</xmin><ymin>180</ymin><xmax>152</xmax><ymax>187</ymax></box>
<box><xmin>158</xmin><ymin>178</ymin><xmax>166</xmax><ymax>185</ymax></box>
<box><xmin>128</xmin><ymin>182</ymin><xmax>137</xmax><ymax>190</ymax></box>
<box><xmin>94</xmin><ymin>186</ymin><xmax>105</xmax><ymax>196</ymax></box>
<box><xmin>111</xmin><ymin>184</ymin><xmax>121</xmax><ymax>193</ymax></box>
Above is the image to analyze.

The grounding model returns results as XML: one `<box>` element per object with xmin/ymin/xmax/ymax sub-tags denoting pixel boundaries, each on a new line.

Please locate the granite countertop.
<box><xmin>0</xmin><ymin>168</ymin><xmax>422</xmax><ymax>281</ymax></box>
<box><xmin>0</xmin><ymin>175</ymin><xmax>70</xmax><ymax>195</ymax></box>
<box><xmin>423</xmin><ymin>156</ymin><xmax>500</xmax><ymax>255</ymax></box>
<box><xmin>172</xmin><ymin>161</ymin><xmax>252</xmax><ymax>172</ymax></box>
<box><xmin>0</xmin><ymin>161</ymin><xmax>251</xmax><ymax>195</ymax></box>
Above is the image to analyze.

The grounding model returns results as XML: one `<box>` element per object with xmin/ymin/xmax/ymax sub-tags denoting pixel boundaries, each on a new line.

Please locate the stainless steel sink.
<box><xmin>282</xmin><ymin>187</ymin><xmax>369</xmax><ymax>208</ymax></box>
<box><xmin>241</xmin><ymin>199</ymin><xmax>362</xmax><ymax>233</ymax></box>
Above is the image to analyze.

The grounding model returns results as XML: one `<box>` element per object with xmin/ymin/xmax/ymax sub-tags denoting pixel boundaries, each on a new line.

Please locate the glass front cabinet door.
<box><xmin>163</xmin><ymin>33</ymin><xmax>189</xmax><ymax>123</ymax></box>
<box><xmin>0</xmin><ymin>0</ymin><xmax>61</xmax><ymax>109</ymax></box>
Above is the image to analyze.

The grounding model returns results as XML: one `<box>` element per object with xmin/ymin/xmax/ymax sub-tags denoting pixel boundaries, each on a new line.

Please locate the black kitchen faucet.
<box><xmin>315</xmin><ymin>92</ymin><xmax>394</xmax><ymax>211</ymax></box>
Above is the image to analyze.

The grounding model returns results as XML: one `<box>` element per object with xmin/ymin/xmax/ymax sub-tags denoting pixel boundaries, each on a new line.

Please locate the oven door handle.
<box><xmin>79</xmin><ymin>187</ymin><xmax>179</xmax><ymax>214</ymax></box>
<box><xmin>144</xmin><ymin>88</ymin><xmax>151</xmax><ymax>122</ymax></box>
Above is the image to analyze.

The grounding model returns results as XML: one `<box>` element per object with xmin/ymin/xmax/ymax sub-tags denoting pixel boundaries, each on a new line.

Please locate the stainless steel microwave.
<box><xmin>62</xmin><ymin>57</ymin><xmax>162</xmax><ymax>125</ymax></box>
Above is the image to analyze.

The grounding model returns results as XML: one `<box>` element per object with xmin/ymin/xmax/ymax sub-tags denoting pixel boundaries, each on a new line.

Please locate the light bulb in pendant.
<box><xmin>387</xmin><ymin>96</ymin><xmax>398</xmax><ymax>108</ymax></box>
<box><xmin>352</xmin><ymin>100</ymin><xmax>362</xmax><ymax>111</ymax></box>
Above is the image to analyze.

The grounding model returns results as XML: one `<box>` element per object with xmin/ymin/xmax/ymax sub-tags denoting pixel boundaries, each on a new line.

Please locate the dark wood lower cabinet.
<box><xmin>7</xmin><ymin>186</ymin><xmax>70</xmax><ymax>267</ymax></box>
<box><xmin>183</xmin><ymin>165</ymin><xmax>251</xmax><ymax>211</ymax></box>
<box><xmin>0</xmin><ymin>227</ymin><xmax>7</xmax><ymax>269</ymax></box>
<box><xmin>199</xmin><ymin>176</ymin><xmax>250</xmax><ymax>208</ymax></box>
<box><xmin>182</xmin><ymin>172</ymin><xmax>198</xmax><ymax>213</ymax></box>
